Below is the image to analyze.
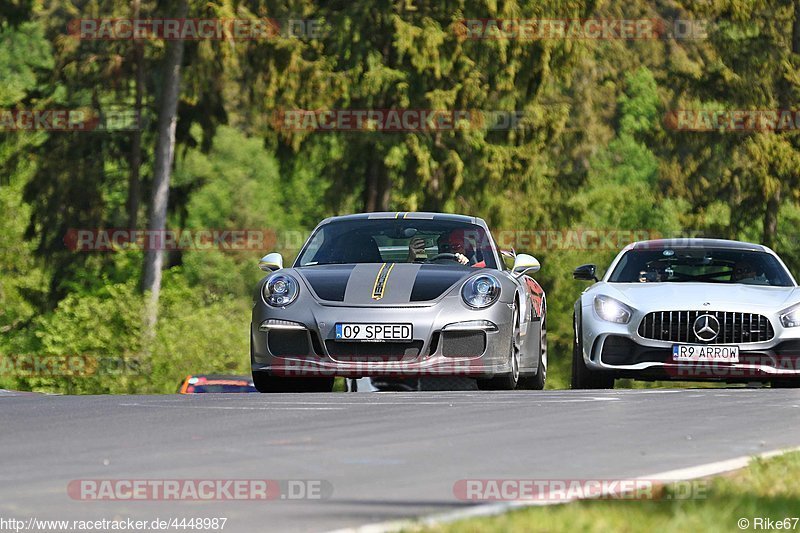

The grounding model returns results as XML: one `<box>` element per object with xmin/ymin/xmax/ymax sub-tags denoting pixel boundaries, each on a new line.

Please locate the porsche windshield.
<box><xmin>295</xmin><ymin>219</ymin><xmax>498</xmax><ymax>269</ymax></box>
<box><xmin>608</xmin><ymin>248</ymin><xmax>794</xmax><ymax>286</ymax></box>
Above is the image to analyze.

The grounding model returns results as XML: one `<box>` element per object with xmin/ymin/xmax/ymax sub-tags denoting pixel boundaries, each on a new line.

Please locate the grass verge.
<box><xmin>422</xmin><ymin>450</ymin><xmax>800</xmax><ymax>533</ymax></box>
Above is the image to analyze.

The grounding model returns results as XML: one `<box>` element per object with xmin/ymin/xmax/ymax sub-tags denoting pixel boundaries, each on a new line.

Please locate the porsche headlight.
<box><xmin>263</xmin><ymin>274</ymin><xmax>299</xmax><ymax>307</ymax></box>
<box><xmin>461</xmin><ymin>275</ymin><xmax>501</xmax><ymax>309</ymax></box>
<box><xmin>594</xmin><ymin>295</ymin><xmax>632</xmax><ymax>324</ymax></box>
<box><xmin>780</xmin><ymin>303</ymin><xmax>800</xmax><ymax>328</ymax></box>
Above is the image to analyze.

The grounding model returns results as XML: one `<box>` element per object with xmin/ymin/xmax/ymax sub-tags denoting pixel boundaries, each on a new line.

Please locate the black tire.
<box><xmin>252</xmin><ymin>372</ymin><xmax>334</xmax><ymax>393</ymax></box>
<box><xmin>771</xmin><ymin>379</ymin><xmax>800</xmax><ymax>388</ymax></box>
<box><xmin>477</xmin><ymin>307</ymin><xmax>521</xmax><ymax>390</ymax></box>
<box><xmin>419</xmin><ymin>377</ymin><xmax>478</xmax><ymax>391</ymax></box>
<box><xmin>518</xmin><ymin>317</ymin><xmax>546</xmax><ymax>390</ymax></box>
<box><xmin>571</xmin><ymin>312</ymin><xmax>615</xmax><ymax>389</ymax></box>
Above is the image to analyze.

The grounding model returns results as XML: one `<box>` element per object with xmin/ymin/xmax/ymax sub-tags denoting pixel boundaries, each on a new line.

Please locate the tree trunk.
<box><xmin>126</xmin><ymin>0</ymin><xmax>144</xmax><ymax>231</ymax></box>
<box><xmin>363</xmin><ymin>156</ymin><xmax>380</xmax><ymax>211</ymax></box>
<box><xmin>377</xmin><ymin>163</ymin><xmax>391</xmax><ymax>211</ymax></box>
<box><xmin>762</xmin><ymin>187</ymin><xmax>781</xmax><ymax>249</ymax></box>
<box><xmin>142</xmin><ymin>0</ymin><xmax>188</xmax><ymax>334</ymax></box>
<box><xmin>362</xmin><ymin>158</ymin><xmax>391</xmax><ymax>212</ymax></box>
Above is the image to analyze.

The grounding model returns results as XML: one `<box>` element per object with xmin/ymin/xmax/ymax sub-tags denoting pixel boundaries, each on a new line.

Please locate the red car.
<box><xmin>178</xmin><ymin>375</ymin><xmax>258</xmax><ymax>394</ymax></box>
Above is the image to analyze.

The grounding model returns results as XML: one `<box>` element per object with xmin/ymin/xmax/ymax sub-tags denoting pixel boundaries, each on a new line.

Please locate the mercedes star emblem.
<box><xmin>693</xmin><ymin>314</ymin><xmax>720</xmax><ymax>342</ymax></box>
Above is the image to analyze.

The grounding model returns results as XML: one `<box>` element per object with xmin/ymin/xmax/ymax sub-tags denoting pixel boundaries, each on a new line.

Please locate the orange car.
<box><xmin>178</xmin><ymin>375</ymin><xmax>258</xmax><ymax>394</ymax></box>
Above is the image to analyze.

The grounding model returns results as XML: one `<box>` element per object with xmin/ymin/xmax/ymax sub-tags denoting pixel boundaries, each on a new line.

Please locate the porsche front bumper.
<box><xmin>251</xmin><ymin>293</ymin><xmax>516</xmax><ymax>379</ymax></box>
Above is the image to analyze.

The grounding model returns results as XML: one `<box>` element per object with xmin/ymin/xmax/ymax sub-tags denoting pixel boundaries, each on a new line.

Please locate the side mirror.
<box><xmin>258</xmin><ymin>252</ymin><xmax>283</xmax><ymax>272</ymax></box>
<box><xmin>573</xmin><ymin>264</ymin><xmax>598</xmax><ymax>282</ymax></box>
<box><xmin>512</xmin><ymin>254</ymin><xmax>540</xmax><ymax>276</ymax></box>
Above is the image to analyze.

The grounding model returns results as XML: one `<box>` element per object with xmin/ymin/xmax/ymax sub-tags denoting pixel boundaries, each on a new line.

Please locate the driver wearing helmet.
<box><xmin>407</xmin><ymin>230</ymin><xmax>485</xmax><ymax>267</ymax></box>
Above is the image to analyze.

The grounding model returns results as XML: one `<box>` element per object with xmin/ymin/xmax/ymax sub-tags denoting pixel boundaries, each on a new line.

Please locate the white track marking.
<box><xmin>326</xmin><ymin>445</ymin><xmax>800</xmax><ymax>533</ymax></box>
<box><xmin>118</xmin><ymin>403</ymin><xmax>345</xmax><ymax>411</ymax></box>
<box><xmin>631</xmin><ymin>390</ymin><xmax>684</xmax><ymax>394</ymax></box>
<box><xmin>118</xmin><ymin>397</ymin><xmax>620</xmax><ymax>409</ymax></box>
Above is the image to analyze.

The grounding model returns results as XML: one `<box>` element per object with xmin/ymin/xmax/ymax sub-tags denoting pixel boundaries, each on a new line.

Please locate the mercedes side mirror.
<box><xmin>573</xmin><ymin>264</ymin><xmax>598</xmax><ymax>282</ymax></box>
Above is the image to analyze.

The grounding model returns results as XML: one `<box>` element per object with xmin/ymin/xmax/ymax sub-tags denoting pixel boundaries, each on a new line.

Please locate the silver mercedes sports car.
<box><xmin>572</xmin><ymin>238</ymin><xmax>800</xmax><ymax>388</ymax></box>
<box><xmin>251</xmin><ymin>212</ymin><xmax>546</xmax><ymax>392</ymax></box>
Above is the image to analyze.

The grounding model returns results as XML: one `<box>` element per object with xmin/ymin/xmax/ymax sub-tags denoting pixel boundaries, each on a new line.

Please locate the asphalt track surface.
<box><xmin>2</xmin><ymin>388</ymin><xmax>800</xmax><ymax>532</ymax></box>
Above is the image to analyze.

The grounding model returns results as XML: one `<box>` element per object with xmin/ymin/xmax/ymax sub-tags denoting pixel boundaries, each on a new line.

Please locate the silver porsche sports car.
<box><xmin>572</xmin><ymin>238</ymin><xmax>800</xmax><ymax>388</ymax></box>
<box><xmin>251</xmin><ymin>212</ymin><xmax>546</xmax><ymax>392</ymax></box>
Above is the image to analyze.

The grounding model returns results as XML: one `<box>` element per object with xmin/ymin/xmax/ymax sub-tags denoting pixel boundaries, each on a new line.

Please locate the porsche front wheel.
<box><xmin>518</xmin><ymin>317</ymin><xmax>546</xmax><ymax>390</ymax></box>
<box><xmin>477</xmin><ymin>307</ymin><xmax>521</xmax><ymax>391</ymax></box>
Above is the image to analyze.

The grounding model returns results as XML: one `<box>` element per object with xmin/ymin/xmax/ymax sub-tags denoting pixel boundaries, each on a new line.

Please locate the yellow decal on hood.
<box><xmin>372</xmin><ymin>263</ymin><xmax>395</xmax><ymax>300</ymax></box>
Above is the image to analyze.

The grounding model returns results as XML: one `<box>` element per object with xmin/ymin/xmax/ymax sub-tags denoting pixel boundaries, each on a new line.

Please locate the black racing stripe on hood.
<box><xmin>299</xmin><ymin>265</ymin><xmax>355</xmax><ymax>301</ymax></box>
<box><xmin>410</xmin><ymin>265</ymin><xmax>472</xmax><ymax>302</ymax></box>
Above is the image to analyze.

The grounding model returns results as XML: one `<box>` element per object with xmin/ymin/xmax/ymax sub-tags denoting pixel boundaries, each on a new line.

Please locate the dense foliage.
<box><xmin>2</xmin><ymin>0</ymin><xmax>799</xmax><ymax>392</ymax></box>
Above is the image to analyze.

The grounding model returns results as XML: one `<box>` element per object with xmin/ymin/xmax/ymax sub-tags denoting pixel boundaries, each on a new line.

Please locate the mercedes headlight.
<box><xmin>263</xmin><ymin>274</ymin><xmax>299</xmax><ymax>307</ymax></box>
<box><xmin>461</xmin><ymin>275</ymin><xmax>501</xmax><ymax>309</ymax></box>
<box><xmin>780</xmin><ymin>303</ymin><xmax>800</xmax><ymax>328</ymax></box>
<box><xmin>594</xmin><ymin>295</ymin><xmax>632</xmax><ymax>324</ymax></box>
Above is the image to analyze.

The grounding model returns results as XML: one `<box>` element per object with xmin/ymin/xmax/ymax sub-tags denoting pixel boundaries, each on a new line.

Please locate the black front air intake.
<box><xmin>268</xmin><ymin>331</ymin><xmax>313</xmax><ymax>357</ymax></box>
<box><xmin>600</xmin><ymin>335</ymin><xmax>636</xmax><ymax>365</ymax></box>
<box><xmin>441</xmin><ymin>331</ymin><xmax>486</xmax><ymax>357</ymax></box>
